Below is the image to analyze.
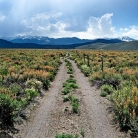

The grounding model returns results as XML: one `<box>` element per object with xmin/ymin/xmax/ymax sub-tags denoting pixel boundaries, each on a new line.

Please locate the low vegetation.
<box><xmin>0</xmin><ymin>49</ymin><xmax>65</xmax><ymax>128</ymax></box>
<box><xmin>69</xmin><ymin>50</ymin><xmax>138</xmax><ymax>136</ymax></box>
<box><xmin>62</xmin><ymin>59</ymin><xmax>79</xmax><ymax>114</ymax></box>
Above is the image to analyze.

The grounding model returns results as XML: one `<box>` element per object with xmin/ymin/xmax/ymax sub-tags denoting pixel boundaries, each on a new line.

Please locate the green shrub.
<box><xmin>25</xmin><ymin>79</ymin><xmax>42</xmax><ymax>91</ymax></box>
<box><xmin>100</xmin><ymin>84</ymin><xmax>113</xmax><ymax>95</ymax></box>
<box><xmin>122</xmin><ymin>81</ymin><xmax>132</xmax><ymax>87</ymax></box>
<box><xmin>80</xmin><ymin>128</ymin><xmax>85</xmax><ymax>138</ymax></box>
<box><xmin>9</xmin><ymin>83</ymin><xmax>22</xmax><ymax>95</ymax></box>
<box><xmin>0</xmin><ymin>94</ymin><xmax>20</xmax><ymax>127</ymax></box>
<box><xmin>68</xmin><ymin>67</ymin><xmax>73</xmax><ymax>72</ymax></box>
<box><xmin>63</xmin><ymin>82</ymin><xmax>68</xmax><ymax>87</ymax></box>
<box><xmin>81</xmin><ymin>64</ymin><xmax>90</xmax><ymax>76</ymax></box>
<box><xmin>103</xmin><ymin>73</ymin><xmax>122</xmax><ymax>89</ymax></box>
<box><xmin>43</xmin><ymin>78</ymin><xmax>50</xmax><ymax>90</ymax></box>
<box><xmin>69</xmin><ymin>83</ymin><xmax>78</xmax><ymax>89</ymax></box>
<box><xmin>72</xmin><ymin>102</ymin><xmax>79</xmax><ymax>113</ymax></box>
<box><xmin>69</xmin><ymin>75</ymin><xmax>74</xmax><ymax>78</ymax></box>
<box><xmin>0</xmin><ymin>68</ymin><xmax>8</xmax><ymax>75</ymax></box>
<box><xmin>62</xmin><ymin>88</ymin><xmax>71</xmax><ymax>95</ymax></box>
<box><xmin>67</xmin><ymin>70</ymin><xmax>74</xmax><ymax>74</ymax></box>
<box><xmin>66</xmin><ymin>78</ymin><xmax>76</xmax><ymax>83</ymax></box>
<box><xmin>100</xmin><ymin>91</ymin><xmax>108</xmax><ymax>97</ymax></box>
<box><xmin>68</xmin><ymin>95</ymin><xmax>79</xmax><ymax>103</ymax></box>
<box><xmin>25</xmin><ymin>88</ymin><xmax>38</xmax><ymax>101</ymax></box>
<box><xmin>112</xmin><ymin>86</ymin><xmax>138</xmax><ymax>130</ymax></box>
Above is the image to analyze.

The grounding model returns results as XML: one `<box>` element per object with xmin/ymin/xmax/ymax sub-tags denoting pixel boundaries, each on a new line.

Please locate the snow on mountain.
<box><xmin>118</xmin><ymin>36</ymin><xmax>135</xmax><ymax>42</ymax></box>
<box><xmin>7</xmin><ymin>36</ymin><xmax>92</xmax><ymax>45</ymax></box>
<box><xmin>9</xmin><ymin>36</ymin><xmax>51</xmax><ymax>44</ymax></box>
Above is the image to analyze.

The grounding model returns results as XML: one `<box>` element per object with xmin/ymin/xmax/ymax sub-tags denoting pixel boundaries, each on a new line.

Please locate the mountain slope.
<box><xmin>0</xmin><ymin>39</ymin><xmax>14</xmax><ymax>47</ymax></box>
<box><xmin>76</xmin><ymin>41</ymin><xmax>138</xmax><ymax>50</ymax></box>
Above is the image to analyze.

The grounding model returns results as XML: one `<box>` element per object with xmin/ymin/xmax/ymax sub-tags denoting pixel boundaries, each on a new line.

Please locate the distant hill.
<box><xmin>0</xmin><ymin>39</ymin><xmax>14</xmax><ymax>47</ymax></box>
<box><xmin>87</xmin><ymin>38</ymin><xmax>123</xmax><ymax>44</ymax></box>
<box><xmin>76</xmin><ymin>41</ymin><xmax>138</xmax><ymax>50</ymax></box>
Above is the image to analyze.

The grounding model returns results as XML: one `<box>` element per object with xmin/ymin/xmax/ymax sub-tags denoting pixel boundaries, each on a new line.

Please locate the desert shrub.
<box><xmin>42</xmin><ymin>78</ymin><xmax>50</xmax><ymax>90</ymax></box>
<box><xmin>25</xmin><ymin>79</ymin><xmax>42</xmax><ymax>91</ymax></box>
<box><xmin>80</xmin><ymin>128</ymin><xmax>85</xmax><ymax>138</ymax></box>
<box><xmin>66</xmin><ymin>78</ymin><xmax>76</xmax><ymax>83</ymax></box>
<box><xmin>62</xmin><ymin>81</ymin><xmax>78</xmax><ymax>95</ymax></box>
<box><xmin>65</xmin><ymin>60</ymin><xmax>72</xmax><ymax>67</ymax></box>
<box><xmin>80</xmin><ymin>64</ymin><xmax>90</xmax><ymax>76</ymax></box>
<box><xmin>100</xmin><ymin>91</ymin><xmax>108</xmax><ymax>97</ymax></box>
<box><xmin>0</xmin><ymin>68</ymin><xmax>8</xmax><ymax>76</ymax></box>
<box><xmin>0</xmin><ymin>94</ymin><xmax>20</xmax><ymax>127</ymax></box>
<box><xmin>62</xmin><ymin>88</ymin><xmax>71</xmax><ymax>95</ymax></box>
<box><xmin>63</xmin><ymin>82</ymin><xmax>68</xmax><ymax>87</ymax></box>
<box><xmin>72</xmin><ymin>102</ymin><xmax>79</xmax><ymax>113</ymax></box>
<box><xmin>69</xmin><ymin>75</ymin><xmax>74</xmax><ymax>78</ymax></box>
<box><xmin>100</xmin><ymin>84</ymin><xmax>113</xmax><ymax>95</ymax></box>
<box><xmin>68</xmin><ymin>67</ymin><xmax>73</xmax><ymax>72</ymax></box>
<box><xmin>122</xmin><ymin>80</ymin><xmax>133</xmax><ymax>87</ymax></box>
<box><xmin>69</xmin><ymin>83</ymin><xmax>78</xmax><ymax>89</ymax></box>
<box><xmin>68</xmin><ymin>95</ymin><xmax>79</xmax><ymax>104</ymax></box>
<box><xmin>25</xmin><ymin>88</ymin><xmax>38</xmax><ymax>101</ymax></box>
<box><xmin>9</xmin><ymin>83</ymin><xmax>22</xmax><ymax>95</ymax></box>
<box><xmin>103</xmin><ymin>73</ymin><xmax>122</xmax><ymax>89</ymax></box>
<box><xmin>112</xmin><ymin>86</ymin><xmax>138</xmax><ymax>129</ymax></box>
<box><xmin>89</xmin><ymin>71</ymin><xmax>103</xmax><ymax>82</ymax></box>
<box><xmin>67</xmin><ymin>70</ymin><xmax>74</xmax><ymax>74</ymax></box>
<box><xmin>92</xmin><ymin>65</ymin><xmax>101</xmax><ymax>72</ymax></box>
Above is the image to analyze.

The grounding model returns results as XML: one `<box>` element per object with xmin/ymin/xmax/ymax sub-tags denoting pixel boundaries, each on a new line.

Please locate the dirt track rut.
<box><xmin>70</xmin><ymin>60</ymin><xmax>120</xmax><ymax>138</ymax></box>
<box><xmin>15</xmin><ymin>60</ymin><xmax>67</xmax><ymax>138</ymax></box>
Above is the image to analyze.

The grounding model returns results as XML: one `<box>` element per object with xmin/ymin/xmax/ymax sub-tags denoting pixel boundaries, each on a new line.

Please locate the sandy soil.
<box><xmin>12</xmin><ymin>57</ymin><xmax>130</xmax><ymax>138</ymax></box>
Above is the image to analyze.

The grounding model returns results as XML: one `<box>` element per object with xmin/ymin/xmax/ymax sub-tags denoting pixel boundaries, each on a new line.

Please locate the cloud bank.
<box><xmin>0</xmin><ymin>0</ymin><xmax>137</xmax><ymax>39</ymax></box>
<box><xmin>12</xmin><ymin>11</ymin><xmax>115</xmax><ymax>39</ymax></box>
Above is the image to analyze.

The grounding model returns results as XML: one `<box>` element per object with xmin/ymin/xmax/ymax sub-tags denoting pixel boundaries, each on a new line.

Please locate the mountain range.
<box><xmin>0</xmin><ymin>36</ymin><xmax>137</xmax><ymax>50</ymax></box>
<box><xmin>2</xmin><ymin>35</ymin><xmax>135</xmax><ymax>45</ymax></box>
<box><xmin>3</xmin><ymin>36</ymin><xmax>91</xmax><ymax>45</ymax></box>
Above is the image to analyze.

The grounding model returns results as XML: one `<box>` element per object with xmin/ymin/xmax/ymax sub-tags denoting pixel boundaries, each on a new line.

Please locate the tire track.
<box><xmin>14</xmin><ymin>59</ymin><xmax>66</xmax><ymax>138</ymax></box>
<box><xmin>70</xmin><ymin>60</ymin><xmax>120</xmax><ymax>138</ymax></box>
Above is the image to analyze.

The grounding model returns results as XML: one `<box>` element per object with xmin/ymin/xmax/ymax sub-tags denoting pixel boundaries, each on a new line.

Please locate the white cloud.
<box><xmin>124</xmin><ymin>28</ymin><xmax>129</xmax><ymax>31</ymax></box>
<box><xmin>87</xmin><ymin>13</ymin><xmax>115</xmax><ymax>38</ymax></box>
<box><xmin>21</xmin><ymin>11</ymin><xmax>63</xmax><ymax>28</ymax></box>
<box><xmin>18</xmin><ymin>12</ymin><xmax>138</xmax><ymax>40</ymax></box>
<box><xmin>20</xmin><ymin>11</ymin><xmax>69</xmax><ymax>37</ymax></box>
<box><xmin>18</xmin><ymin>12</ymin><xmax>117</xmax><ymax>39</ymax></box>
<box><xmin>122</xmin><ymin>26</ymin><xmax>138</xmax><ymax>39</ymax></box>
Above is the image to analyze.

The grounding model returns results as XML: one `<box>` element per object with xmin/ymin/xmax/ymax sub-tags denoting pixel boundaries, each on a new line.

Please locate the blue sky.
<box><xmin>0</xmin><ymin>0</ymin><xmax>138</xmax><ymax>39</ymax></box>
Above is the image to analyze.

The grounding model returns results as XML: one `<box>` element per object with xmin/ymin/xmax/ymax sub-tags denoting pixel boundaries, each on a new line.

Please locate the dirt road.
<box><xmin>13</xmin><ymin>58</ymin><xmax>128</xmax><ymax>138</ymax></box>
